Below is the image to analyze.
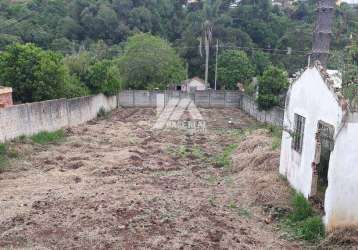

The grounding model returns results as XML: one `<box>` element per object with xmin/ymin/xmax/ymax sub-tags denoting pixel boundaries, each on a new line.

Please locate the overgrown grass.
<box><xmin>281</xmin><ymin>192</ymin><xmax>325</xmax><ymax>242</ymax></box>
<box><xmin>166</xmin><ymin>145</ymin><xmax>207</xmax><ymax>161</ymax></box>
<box><xmin>213</xmin><ymin>144</ymin><xmax>238</xmax><ymax>170</ymax></box>
<box><xmin>0</xmin><ymin>143</ymin><xmax>19</xmax><ymax>172</ymax></box>
<box><xmin>30</xmin><ymin>130</ymin><xmax>65</xmax><ymax>145</ymax></box>
<box><xmin>264</xmin><ymin>124</ymin><xmax>282</xmax><ymax>150</ymax></box>
<box><xmin>289</xmin><ymin>193</ymin><xmax>314</xmax><ymax>222</ymax></box>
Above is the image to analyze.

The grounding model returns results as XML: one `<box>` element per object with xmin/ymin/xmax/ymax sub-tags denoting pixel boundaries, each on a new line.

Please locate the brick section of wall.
<box><xmin>0</xmin><ymin>92</ymin><xmax>13</xmax><ymax>107</ymax></box>
<box><xmin>0</xmin><ymin>94</ymin><xmax>117</xmax><ymax>142</ymax></box>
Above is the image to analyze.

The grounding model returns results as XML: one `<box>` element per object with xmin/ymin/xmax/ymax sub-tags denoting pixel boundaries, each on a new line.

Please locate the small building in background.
<box><xmin>0</xmin><ymin>86</ymin><xmax>13</xmax><ymax>108</ymax></box>
<box><xmin>172</xmin><ymin>77</ymin><xmax>207</xmax><ymax>93</ymax></box>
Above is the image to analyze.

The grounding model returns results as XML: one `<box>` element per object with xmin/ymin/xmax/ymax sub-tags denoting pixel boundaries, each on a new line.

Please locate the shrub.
<box><xmin>213</xmin><ymin>144</ymin><xmax>238</xmax><ymax>169</ymax></box>
<box><xmin>257</xmin><ymin>66</ymin><xmax>289</xmax><ymax>110</ymax></box>
<box><xmin>0</xmin><ymin>43</ymin><xmax>69</xmax><ymax>102</ymax></box>
<box><xmin>298</xmin><ymin>216</ymin><xmax>325</xmax><ymax>241</ymax></box>
<box><xmin>281</xmin><ymin>192</ymin><xmax>325</xmax><ymax>242</ymax></box>
<box><xmin>30</xmin><ymin>130</ymin><xmax>65</xmax><ymax>144</ymax></box>
<box><xmin>290</xmin><ymin>192</ymin><xmax>313</xmax><ymax>222</ymax></box>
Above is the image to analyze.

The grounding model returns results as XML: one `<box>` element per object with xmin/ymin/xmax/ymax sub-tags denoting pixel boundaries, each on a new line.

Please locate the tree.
<box><xmin>118</xmin><ymin>33</ymin><xmax>186</xmax><ymax>90</ymax></box>
<box><xmin>257</xmin><ymin>66</ymin><xmax>289</xmax><ymax>110</ymax></box>
<box><xmin>88</xmin><ymin>60</ymin><xmax>122</xmax><ymax>95</ymax></box>
<box><xmin>200</xmin><ymin>0</ymin><xmax>222</xmax><ymax>86</ymax></box>
<box><xmin>250</xmin><ymin>50</ymin><xmax>271</xmax><ymax>75</ymax></box>
<box><xmin>217</xmin><ymin>50</ymin><xmax>255</xmax><ymax>90</ymax></box>
<box><xmin>0</xmin><ymin>43</ymin><xmax>68</xmax><ymax>102</ymax></box>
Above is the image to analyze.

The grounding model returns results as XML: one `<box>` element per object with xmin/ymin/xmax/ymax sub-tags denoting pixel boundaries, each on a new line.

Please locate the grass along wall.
<box><xmin>0</xmin><ymin>94</ymin><xmax>117</xmax><ymax>142</ymax></box>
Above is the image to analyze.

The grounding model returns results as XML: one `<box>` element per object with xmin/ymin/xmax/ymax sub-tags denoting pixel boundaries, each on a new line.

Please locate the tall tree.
<box><xmin>199</xmin><ymin>0</ymin><xmax>222</xmax><ymax>86</ymax></box>
<box><xmin>217</xmin><ymin>50</ymin><xmax>255</xmax><ymax>90</ymax></box>
<box><xmin>118</xmin><ymin>33</ymin><xmax>186</xmax><ymax>90</ymax></box>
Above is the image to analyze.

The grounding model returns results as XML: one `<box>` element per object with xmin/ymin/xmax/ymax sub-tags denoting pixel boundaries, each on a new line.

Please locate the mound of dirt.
<box><xmin>232</xmin><ymin>129</ymin><xmax>292</xmax><ymax>210</ymax></box>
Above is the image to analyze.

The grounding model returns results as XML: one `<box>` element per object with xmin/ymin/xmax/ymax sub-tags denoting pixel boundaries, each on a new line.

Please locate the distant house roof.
<box><xmin>182</xmin><ymin>77</ymin><xmax>206</xmax><ymax>85</ymax></box>
<box><xmin>0</xmin><ymin>86</ymin><xmax>12</xmax><ymax>95</ymax></box>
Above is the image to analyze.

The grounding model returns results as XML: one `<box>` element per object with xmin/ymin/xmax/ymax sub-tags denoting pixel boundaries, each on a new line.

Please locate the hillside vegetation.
<box><xmin>0</xmin><ymin>0</ymin><xmax>356</xmax><ymax>103</ymax></box>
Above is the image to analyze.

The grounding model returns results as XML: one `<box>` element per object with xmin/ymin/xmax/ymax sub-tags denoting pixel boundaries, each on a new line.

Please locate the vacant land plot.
<box><xmin>0</xmin><ymin>108</ymin><xmax>299</xmax><ymax>249</ymax></box>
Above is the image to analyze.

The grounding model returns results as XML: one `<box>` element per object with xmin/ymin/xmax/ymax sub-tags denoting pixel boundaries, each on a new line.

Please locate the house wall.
<box><xmin>182</xmin><ymin>79</ymin><xmax>206</xmax><ymax>92</ymax></box>
<box><xmin>0</xmin><ymin>94</ymin><xmax>117</xmax><ymax>142</ymax></box>
<box><xmin>325</xmin><ymin>113</ymin><xmax>358</xmax><ymax>230</ymax></box>
<box><xmin>279</xmin><ymin>68</ymin><xmax>343</xmax><ymax>198</ymax></box>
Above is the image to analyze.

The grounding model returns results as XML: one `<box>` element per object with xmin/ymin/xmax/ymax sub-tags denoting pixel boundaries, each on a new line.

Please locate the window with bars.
<box><xmin>292</xmin><ymin>114</ymin><xmax>306</xmax><ymax>153</ymax></box>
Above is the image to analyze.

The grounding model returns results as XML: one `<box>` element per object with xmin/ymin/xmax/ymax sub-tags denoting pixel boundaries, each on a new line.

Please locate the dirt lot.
<box><xmin>0</xmin><ymin>108</ymin><xmax>300</xmax><ymax>249</ymax></box>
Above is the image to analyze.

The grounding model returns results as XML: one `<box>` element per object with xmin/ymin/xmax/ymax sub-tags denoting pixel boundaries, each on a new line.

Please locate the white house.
<box><xmin>178</xmin><ymin>77</ymin><xmax>207</xmax><ymax>92</ymax></box>
<box><xmin>279</xmin><ymin>61</ymin><xmax>358</xmax><ymax>231</ymax></box>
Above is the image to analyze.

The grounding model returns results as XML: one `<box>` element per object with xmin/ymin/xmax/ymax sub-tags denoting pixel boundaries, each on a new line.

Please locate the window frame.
<box><xmin>292</xmin><ymin>113</ymin><xmax>306</xmax><ymax>154</ymax></box>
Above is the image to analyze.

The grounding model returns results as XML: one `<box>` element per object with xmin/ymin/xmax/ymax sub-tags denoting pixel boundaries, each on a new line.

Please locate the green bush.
<box><xmin>214</xmin><ymin>144</ymin><xmax>238</xmax><ymax>169</ymax></box>
<box><xmin>217</xmin><ymin>50</ymin><xmax>255</xmax><ymax>90</ymax></box>
<box><xmin>290</xmin><ymin>192</ymin><xmax>314</xmax><ymax>222</ymax></box>
<box><xmin>298</xmin><ymin>216</ymin><xmax>325</xmax><ymax>241</ymax></box>
<box><xmin>0</xmin><ymin>43</ymin><xmax>69</xmax><ymax>103</ymax></box>
<box><xmin>30</xmin><ymin>130</ymin><xmax>65</xmax><ymax>144</ymax></box>
<box><xmin>257</xmin><ymin>66</ymin><xmax>289</xmax><ymax>110</ymax></box>
<box><xmin>282</xmin><ymin>192</ymin><xmax>325</xmax><ymax>242</ymax></box>
<box><xmin>257</xmin><ymin>94</ymin><xmax>279</xmax><ymax>110</ymax></box>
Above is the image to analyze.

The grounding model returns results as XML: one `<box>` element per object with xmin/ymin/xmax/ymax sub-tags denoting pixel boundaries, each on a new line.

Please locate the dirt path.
<box><xmin>0</xmin><ymin>108</ymin><xmax>300</xmax><ymax>249</ymax></box>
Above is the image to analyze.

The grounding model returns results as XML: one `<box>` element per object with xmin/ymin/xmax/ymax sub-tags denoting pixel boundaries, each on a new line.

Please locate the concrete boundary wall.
<box><xmin>240</xmin><ymin>94</ymin><xmax>284</xmax><ymax>127</ymax></box>
<box><xmin>0</xmin><ymin>90</ymin><xmax>283</xmax><ymax>142</ymax></box>
<box><xmin>0</xmin><ymin>94</ymin><xmax>117</xmax><ymax>142</ymax></box>
<box><xmin>118</xmin><ymin>90</ymin><xmax>284</xmax><ymax>127</ymax></box>
<box><xmin>118</xmin><ymin>90</ymin><xmax>241</xmax><ymax>108</ymax></box>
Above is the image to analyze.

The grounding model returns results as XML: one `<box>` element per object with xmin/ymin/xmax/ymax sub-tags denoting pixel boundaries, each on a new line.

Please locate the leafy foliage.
<box><xmin>289</xmin><ymin>193</ymin><xmax>314</xmax><ymax>222</ymax></box>
<box><xmin>257</xmin><ymin>66</ymin><xmax>289</xmax><ymax>110</ymax></box>
<box><xmin>0</xmin><ymin>0</ymin><xmax>356</xmax><ymax>99</ymax></box>
<box><xmin>118</xmin><ymin>33</ymin><xmax>186</xmax><ymax>90</ymax></box>
<box><xmin>281</xmin><ymin>192</ymin><xmax>325</xmax><ymax>242</ymax></box>
<box><xmin>0</xmin><ymin>43</ymin><xmax>68</xmax><ymax>102</ymax></box>
<box><xmin>218</xmin><ymin>50</ymin><xmax>255</xmax><ymax>90</ymax></box>
<box><xmin>0</xmin><ymin>0</ymin><xmax>354</xmax><ymax>84</ymax></box>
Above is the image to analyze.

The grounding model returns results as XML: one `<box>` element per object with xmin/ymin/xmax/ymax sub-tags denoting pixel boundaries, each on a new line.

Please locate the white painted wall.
<box><xmin>280</xmin><ymin>67</ymin><xmax>343</xmax><ymax>197</ymax></box>
<box><xmin>0</xmin><ymin>94</ymin><xmax>117</xmax><ymax>142</ymax></box>
<box><xmin>325</xmin><ymin>113</ymin><xmax>358</xmax><ymax>230</ymax></box>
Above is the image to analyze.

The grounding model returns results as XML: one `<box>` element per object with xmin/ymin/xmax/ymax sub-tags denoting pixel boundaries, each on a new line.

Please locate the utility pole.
<box><xmin>311</xmin><ymin>0</ymin><xmax>335</xmax><ymax>68</ymax></box>
<box><xmin>214</xmin><ymin>40</ymin><xmax>219</xmax><ymax>90</ymax></box>
<box><xmin>204</xmin><ymin>33</ymin><xmax>210</xmax><ymax>87</ymax></box>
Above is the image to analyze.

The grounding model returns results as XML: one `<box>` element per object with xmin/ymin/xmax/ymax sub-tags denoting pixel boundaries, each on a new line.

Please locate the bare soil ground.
<box><xmin>0</xmin><ymin>108</ymin><xmax>301</xmax><ymax>249</ymax></box>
